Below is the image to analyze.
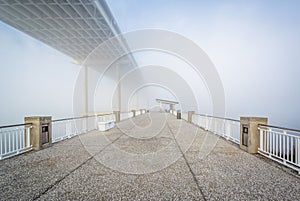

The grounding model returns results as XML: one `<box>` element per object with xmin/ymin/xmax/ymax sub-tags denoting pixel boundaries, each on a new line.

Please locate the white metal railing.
<box><xmin>136</xmin><ymin>110</ymin><xmax>141</xmax><ymax>116</ymax></box>
<box><xmin>173</xmin><ymin>110</ymin><xmax>177</xmax><ymax>116</ymax></box>
<box><xmin>120</xmin><ymin>112</ymin><xmax>133</xmax><ymax>121</ymax></box>
<box><xmin>0</xmin><ymin>123</ymin><xmax>32</xmax><ymax>160</ymax></box>
<box><xmin>258</xmin><ymin>125</ymin><xmax>300</xmax><ymax>172</ymax></box>
<box><xmin>97</xmin><ymin>114</ymin><xmax>115</xmax><ymax>123</ymax></box>
<box><xmin>192</xmin><ymin>114</ymin><xmax>240</xmax><ymax>143</ymax></box>
<box><xmin>52</xmin><ymin>114</ymin><xmax>114</xmax><ymax>143</ymax></box>
<box><xmin>182</xmin><ymin>113</ymin><xmax>188</xmax><ymax>121</ymax></box>
<box><xmin>178</xmin><ymin>113</ymin><xmax>240</xmax><ymax>144</ymax></box>
<box><xmin>0</xmin><ymin>110</ymin><xmax>144</xmax><ymax>159</ymax></box>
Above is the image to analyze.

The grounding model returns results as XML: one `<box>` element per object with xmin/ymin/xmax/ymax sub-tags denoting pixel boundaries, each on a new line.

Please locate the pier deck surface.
<box><xmin>1</xmin><ymin>113</ymin><xmax>299</xmax><ymax>200</ymax></box>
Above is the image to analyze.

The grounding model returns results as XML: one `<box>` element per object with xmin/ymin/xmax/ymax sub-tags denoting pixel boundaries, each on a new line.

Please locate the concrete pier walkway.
<box><xmin>1</xmin><ymin>113</ymin><xmax>299</xmax><ymax>200</ymax></box>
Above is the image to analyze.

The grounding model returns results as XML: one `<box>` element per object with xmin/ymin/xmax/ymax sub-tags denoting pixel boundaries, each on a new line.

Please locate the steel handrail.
<box><xmin>0</xmin><ymin>123</ymin><xmax>32</xmax><ymax>129</ymax></box>
<box><xmin>193</xmin><ymin>113</ymin><xmax>241</xmax><ymax>122</ymax></box>
<box><xmin>52</xmin><ymin>113</ymin><xmax>113</xmax><ymax>123</ymax></box>
<box><xmin>258</xmin><ymin>124</ymin><xmax>300</xmax><ymax>133</ymax></box>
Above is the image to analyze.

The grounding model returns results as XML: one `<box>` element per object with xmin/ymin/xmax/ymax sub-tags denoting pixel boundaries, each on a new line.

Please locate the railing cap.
<box><xmin>258</xmin><ymin>124</ymin><xmax>300</xmax><ymax>133</ymax></box>
<box><xmin>0</xmin><ymin>123</ymin><xmax>32</xmax><ymax>129</ymax></box>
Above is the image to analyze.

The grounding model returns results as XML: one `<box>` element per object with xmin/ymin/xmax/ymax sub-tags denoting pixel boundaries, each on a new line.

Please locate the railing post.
<box><xmin>66</xmin><ymin>121</ymin><xmax>71</xmax><ymax>137</ymax></box>
<box><xmin>0</xmin><ymin>129</ymin><xmax>2</xmax><ymax>159</ymax></box>
<box><xmin>113</xmin><ymin>111</ymin><xmax>120</xmax><ymax>122</ymax></box>
<box><xmin>225</xmin><ymin>120</ymin><xmax>231</xmax><ymax>140</ymax></box>
<box><xmin>285</xmin><ymin>130</ymin><xmax>289</xmax><ymax>163</ymax></box>
<box><xmin>240</xmin><ymin>117</ymin><xmax>268</xmax><ymax>154</ymax></box>
<box><xmin>259</xmin><ymin>128</ymin><xmax>264</xmax><ymax>152</ymax></box>
<box><xmin>83</xmin><ymin>117</ymin><xmax>87</xmax><ymax>133</ymax></box>
<box><xmin>188</xmin><ymin>111</ymin><xmax>194</xmax><ymax>123</ymax></box>
<box><xmin>24</xmin><ymin>125</ymin><xmax>31</xmax><ymax>149</ymax></box>
<box><xmin>297</xmin><ymin>137</ymin><xmax>300</xmax><ymax>165</ymax></box>
<box><xmin>205</xmin><ymin>115</ymin><xmax>209</xmax><ymax>130</ymax></box>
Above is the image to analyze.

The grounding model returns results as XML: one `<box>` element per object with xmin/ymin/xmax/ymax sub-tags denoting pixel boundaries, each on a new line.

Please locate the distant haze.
<box><xmin>107</xmin><ymin>0</ymin><xmax>300</xmax><ymax>129</ymax></box>
<box><xmin>0</xmin><ymin>0</ymin><xmax>300</xmax><ymax>129</ymax></box>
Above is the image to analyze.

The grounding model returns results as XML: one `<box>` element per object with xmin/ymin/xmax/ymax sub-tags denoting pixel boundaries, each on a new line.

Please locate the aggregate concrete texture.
<box><xmin>1</xmin><ymin>113</ymin><xmax>299</xmax><ymax>200</ymax></box>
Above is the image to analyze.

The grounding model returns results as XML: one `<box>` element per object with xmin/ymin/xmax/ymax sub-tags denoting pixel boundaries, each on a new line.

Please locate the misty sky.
<box><xmin>0</xmin><ymin>0</ymin><xmax>300</xmax><ymax>129</ymax></box>
<box><xmin>107</xmin><ymin>0</ymin><xmax>300</xmax><ymax>129</ymax></box>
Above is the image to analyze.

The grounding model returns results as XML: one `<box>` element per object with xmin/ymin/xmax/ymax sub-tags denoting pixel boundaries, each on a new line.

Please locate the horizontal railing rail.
<box><xmin>194</xmin><ymin>113</ymin><xmax>241</xmax><ymax>122</ymax></box>
<box><xmin>0</xmin><ymin>123</ymin><xmax>32</xmax><ymax>160</ymax></box>
<box><xmin>259</xmin><ymin>124</ymin><xmax>300</xmax><ymax>133</ymax></box>
<box><xmin>258</xmin><ymin>124</ymin><xmax>300</xmax><ymax>172</ymax></box>
<box><xmin>0</xmin><ymin>123</ymin><xmax>32</xmax><ymax>129</ymax></box>
<box><xmin>52</xmin><ymin>113</ymin><xmax>113</xmax><ymax>122</ymax></box>
<box><xmin>52</xmin><ymin>114</ymin><xmax>115</xmax><ymax>143</ymax></box>
<box><xmin>192</xmin><ymin>113</ymin><xmax>240</xmax><ymax>144</ymax></box>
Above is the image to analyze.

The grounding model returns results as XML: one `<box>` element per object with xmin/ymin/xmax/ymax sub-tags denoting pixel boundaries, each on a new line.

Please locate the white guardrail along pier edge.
<box><xmin>52</xmin><ymin>114</ymin><xmax>115</xmax><ymax>143</ymax></box>
<box><xmin>171</xmin><ymin>111</ymin><xmax>300</xmax><ymax>173</ymax></box>
<box><xmin>191</xmin><ymin>114</ymin><xmax>240</xmax><ymax>144</ymax></box>
<box><xmin>0</xmin><ymin>110</ymin><xmax>146</xmax><ymax>160</ymax></box>
<box><xmin>258</xmin><ymin>124</ymin><xmax>300</xmax><ymax>172</ymax></box>
<box><xmin>0</xmin><ymin>123</ymin><xmax>32</xmax><ymax>160</ymax></box>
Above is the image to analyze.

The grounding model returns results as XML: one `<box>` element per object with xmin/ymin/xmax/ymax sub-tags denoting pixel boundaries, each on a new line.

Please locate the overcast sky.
<box><xmin>106</xmin><ymin>0</ymin><xmax>300</xmax><ymax>129</ymax></box>
<box><xmin>0</xmin><ymin>0</ymin><xmax>299</xmax><ymax>129</ymax></box>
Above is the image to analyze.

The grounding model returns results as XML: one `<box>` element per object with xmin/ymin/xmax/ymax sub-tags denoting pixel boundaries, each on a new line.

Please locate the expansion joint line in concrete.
<box><xmin>166</xmin><ymin>120</ymin><xmax>207</xmax><ymax>201</ymax></box>
<box><xmin>32</xmin><ymin>121</ymin><xmax>138</xmax><ymax>200</ymax></box>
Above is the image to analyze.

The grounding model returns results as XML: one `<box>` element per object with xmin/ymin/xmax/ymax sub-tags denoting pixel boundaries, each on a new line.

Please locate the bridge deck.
<box><xmin>1</xmin><ymin>113</ymin><xmax>299</xmax><ymax>200</ymax></box>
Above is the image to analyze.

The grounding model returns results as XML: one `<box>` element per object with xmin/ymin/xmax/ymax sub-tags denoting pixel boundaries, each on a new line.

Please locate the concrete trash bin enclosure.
<box><xmin>25</xmin><ymin>116</ymin><xmax>52</xmax><ymax>150</ymax></box>
<box><xmin>240</xmin><ymin>117</ymin><xmax>268</xmax><ymax>154</ymax></box>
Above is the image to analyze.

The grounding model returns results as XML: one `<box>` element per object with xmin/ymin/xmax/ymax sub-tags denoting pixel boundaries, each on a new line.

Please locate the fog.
<box><xmin>0</xmin><ymin>22</ymin><xmax>80</xmax><ymax>125</ymax></box>
<box><xmin>107</xmin><ymin>0</ymin><xmax>300</xmax><ymax>129</ymax></box>
<box><xmin>0</xmin><ymin>0</ymin><xmax>300</xmax><ymax>129</ymax></box>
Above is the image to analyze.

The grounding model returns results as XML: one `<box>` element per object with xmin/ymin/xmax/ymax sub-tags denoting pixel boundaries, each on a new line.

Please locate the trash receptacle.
<box><xmin>41</xmin><ymin>123</ymin><xmax>50</xmax><ymax>144</ymax></box>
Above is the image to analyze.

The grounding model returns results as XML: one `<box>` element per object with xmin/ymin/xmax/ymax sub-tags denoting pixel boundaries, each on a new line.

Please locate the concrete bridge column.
<box><xmin>169</xmin><ymin>104</ymin><xmax>174</xmax><ymax>111</ymax></box>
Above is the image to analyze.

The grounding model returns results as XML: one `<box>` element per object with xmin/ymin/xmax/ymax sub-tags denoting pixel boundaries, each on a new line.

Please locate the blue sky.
<box><xmin>0</xmin><ymin>0</ymin><xmax>300</xmax><ymax>128</ymax></box>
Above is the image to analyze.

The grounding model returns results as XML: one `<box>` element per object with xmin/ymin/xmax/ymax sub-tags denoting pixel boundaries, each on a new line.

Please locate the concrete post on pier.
<box><xmin>188</xmin><ymin>111</ymin><xmax>195</xmax><ymax>123</ymax></box>
<box><xmin>169</xmin><ymin>104</ymin><xmax>174</xmax><ymax>111</ymax></box>
<box><xmin>113</xmin><ymin>111</ymin><xmax>120</xmax><ymax>123</ymax></box>
<box><xmin>24</xmin><ymin>116</ymin><xmax>52</xmax><ymax>150</ymax></box>
<box><xmin>240</xmin><ymin>117</ymin><xmax>268</xmax><ymax>154</ymax></box>
<box><xmin>131</xmin><ymin>110</ymin><xmax>136</xmax><ymax>117</ymax></box>
<box><xmin>140</xmin><ymin>109</ymin><xmax>143</xmax><ymax>115</ymax></box>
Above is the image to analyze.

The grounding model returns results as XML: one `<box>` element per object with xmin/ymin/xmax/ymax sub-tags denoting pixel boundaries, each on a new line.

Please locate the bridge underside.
<box><xmin>0</xmin><ymin>113</ymin><xmax>299</xmax><ymax>200</ymax></box>
<box><xmin>0</xmin><ymin>0</ymin><xmax>134</xmax><ymax>65</ymax></box>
